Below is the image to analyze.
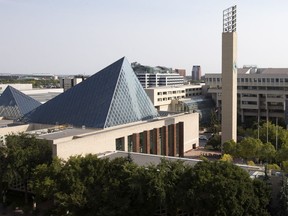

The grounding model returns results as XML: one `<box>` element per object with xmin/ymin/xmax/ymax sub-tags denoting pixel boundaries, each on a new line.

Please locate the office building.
<box><xmin>192</xmin><ymin>66</ymin><xmax>202</xmax><ymax>81</ymax></box>
<box><xmin>175</xmin><ymin>69</ymin><xmax>186</xmax><ymax>77</ymax></box>
<box><xmin>132</xmin><ymin>62</ymin><xmax>184</xmax><ymax>88</ymax></box>
<box><xmin>145</xmin><ymin>84</ymin><xmax>204</xmax><ymax>111</ymax></box>
<box><xmin>206</xmin><ymin>66</ymin><xmax>288</xmax><ymax>125</ymax></box>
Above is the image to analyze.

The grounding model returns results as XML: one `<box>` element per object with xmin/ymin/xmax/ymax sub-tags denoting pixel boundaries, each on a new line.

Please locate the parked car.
<box><xmin>199</xmin><ymin>135</ymin><xmax>208</xmax><ymax>141</ymax></box>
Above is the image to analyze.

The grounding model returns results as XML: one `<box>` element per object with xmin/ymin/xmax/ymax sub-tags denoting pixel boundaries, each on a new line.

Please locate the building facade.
<box><xmin>175</xmin><ymin>69</ymin><xmax>186</xmax><ymax>77</ymax></box>
<box><xmin>192</xmin><ymin>66</ymin><xmax>202</xmax><ymax>81</ymax></box>
<box><xmin>136</xmin><ymin>73</ymin><xmax>184</xmax><ymax>88</ymax></box>
<box><xmin>205</xmin><ymin>67</ymin><xmax>288</xmax><ymax>125</ymax></box>
<box><xmin>60</xmin><ymin>75</ymin><xmax>88</xmax><ymax>91</ymax></box>
<box><xmin>145</xmin><ymin>84</ymin><xmax>203</xmax><ymax>111</ymax></box>
<box><xmin>132</xmin><ymin>62</ymin><xmax>184</xmax><ymax>88</ymax></box>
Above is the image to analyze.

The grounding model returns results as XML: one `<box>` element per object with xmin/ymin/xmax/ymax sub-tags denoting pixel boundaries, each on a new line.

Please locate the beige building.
<box><xmin>0</xmin><ymin>112</ymin><xmax>199</xmax><ymax>160</ymax></box>
<box><xmin>206</xmin><ymin>67</ymin><xmax>288</xmax><ymax>125</ymax></box>
<box><xmin>145</xmin><ymin>84</ymin><xmax>204</xmax><ymax>111</ymax></box>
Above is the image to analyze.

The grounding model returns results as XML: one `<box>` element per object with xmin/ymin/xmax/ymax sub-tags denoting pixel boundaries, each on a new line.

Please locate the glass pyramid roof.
<box><xmin>23</xmin><ymin>57</ymin><xmax>159</xmax><ymax>128</ymax></box>
<box><xmin>0</xmin><ymin>86</ymin><xmax>41</xmax><ymax>120</ymax></box>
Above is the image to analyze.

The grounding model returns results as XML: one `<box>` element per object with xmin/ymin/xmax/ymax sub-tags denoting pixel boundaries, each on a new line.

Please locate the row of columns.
<box><xmin>131</xmin><ymin>122</ymin><xmax>184</xmax><ymax>157</ymax></box>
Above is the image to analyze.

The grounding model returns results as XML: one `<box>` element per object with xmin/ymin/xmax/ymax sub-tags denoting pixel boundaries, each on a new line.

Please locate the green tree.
<box><xmin>181</xmin><ymin>161</ymin><xmax>270</xmax><ymax>215</ymax></box>
<box><xmin>207</xmin><ymin>134</ymin><xmax>221</xmax><ymax>150</ymax></box>
<box><xmin>223</xmin><ymin>140</ymin><xmax>237</xmax><ymax>156</ymax></box>
<box><xmin>277</xmin><ymin>144</ymin><xmax>288</xmax><ymax>162</ymax></box>
<box><xmin>282</xmin><ymin>160</ymin><xmax>288</xmax><ymax>173</ymax></box>
<box><xmin>209</xmin><ymin>110</ymin><xmax>220</xmax><ymax>133</ymax></box>
<box><xmin>6</xmin><ymin>133</ymin><xmax>52</xmax><ymax>203</ymax></box>
<box><xmin>220</xmin><ymin>154</ymin><xmax>233</xmax><ymax>162</ymax></box>
<box><xmin>0</xmin><ymin>145</ymin><xmax>10</xmax><ymax>204</ymax></box>
<box><xmin>237</xmin><ymin>137</ymin><xmax>263</xmax><ymax>162</ymax></box>
<box><xmin>257</xmin><ymin>122</ymin><xmax>288</xmax><ymax>149</ymax></box>
<box><xmin>279</xmin><ymin>176</ymin><xmax>288</xmax><ymax>216</ymax></box>
<box><xmin>31</xmin><ymin>158</ymin><xmax>63</xmax><ymax>201</ymax></box>
<box><xmin>259</xmin><ymin>142</ymin><xmax>276</xmax><ymax>163</ymax></box>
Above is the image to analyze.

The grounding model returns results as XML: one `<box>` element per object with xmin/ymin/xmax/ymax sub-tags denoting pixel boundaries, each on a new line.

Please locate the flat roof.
<box><xmin>0</xmin><ymin>119</ymin><xmax>14</xmax><ymax>127</ymax></box>
<box><xmin>100</xmin><ymin>151</ymin><xmax>201</xmax><ymax>167</ymax></box>
<box><xmin>32</xmin><ymin>112</ymin><xmax>196</xmax><ymax>141</ymax></box>
<box><xmin>37</xmin><ymin>127</ymin><xmax>98</xmax><ymax>140</ymax></box>
<box><xmin>100</xmin><ymin>151</ymin><xmax>263</xmax><ymax>173</ymax></box>
<box><xmin>145</xmin><ymin>84</ymin><xmax>204</xmax><ymax>90</ymax></box>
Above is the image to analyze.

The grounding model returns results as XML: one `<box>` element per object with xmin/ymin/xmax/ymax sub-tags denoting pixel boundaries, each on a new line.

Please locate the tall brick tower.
<box><xmin>221</xmin><ymin>5</ymin><xmax>237</xmax><ymax>144</ymax></box>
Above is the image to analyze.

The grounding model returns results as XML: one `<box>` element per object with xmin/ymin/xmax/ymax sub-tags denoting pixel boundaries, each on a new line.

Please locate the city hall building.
<box><xmin>0</xmin><ymin>57</ymin><xmax>199</xmax><ymax>160</ymax></box>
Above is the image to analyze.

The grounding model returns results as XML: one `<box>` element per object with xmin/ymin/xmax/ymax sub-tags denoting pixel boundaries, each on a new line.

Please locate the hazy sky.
<box><xmin>1</xmin><ymin>0</ymin><xmax>287</xmax><ymax>75</ymax></box>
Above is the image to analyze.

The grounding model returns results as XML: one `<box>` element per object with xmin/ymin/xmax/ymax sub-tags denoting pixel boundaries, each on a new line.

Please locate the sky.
<box><xmin>0</xmin><ymin>0</ymin><xmax>288</xmax><ymax>75</ymax></box>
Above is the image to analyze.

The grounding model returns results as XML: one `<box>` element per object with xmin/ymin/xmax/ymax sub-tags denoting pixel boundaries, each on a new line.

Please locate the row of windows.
<box><xmin>206</xmin><ymin>77</ymin><xmax>288</xmax><ymax>84</ymax></box>
<box><xmin>186</xmin><ymin>93</ymin><xmax>201</xmax><ymax>97</ymax></box>
<box><xmin>157</xmin><ymin>96</ymin><xmax>185</xmax><ymax>101</ymax></box>
<box><xmin>157</xmin><ymin>90</ymin><xmax>185</xmax><ymax>95</ymax></box>
<box><xmin>185</xmin><ymin>88</ymin><xmax>201</xmax><ymax>92</ymax></box>
<box><xmin>115</xmin><ymin>125</ymin><xmax>181</xmax><ymax>155</ymax></box>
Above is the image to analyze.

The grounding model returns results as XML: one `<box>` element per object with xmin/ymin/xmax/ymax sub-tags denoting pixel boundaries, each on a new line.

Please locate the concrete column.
<box><xmin>178</xmin><ymin>122</ymin><xmax>184</xmax><ymax>157</ymax></box>
<box><xmin>143</xmin><ymin>130</ymin><xmax>150</xmax><ymax>154</ymax></box>
<box><xmin>161</xmin><ymin>126</ymin><xmax>169</xmax><ymax>156</ymax></box>
<box><xmin>169</xmin><ymin>124</ymin><xmax>177</xmax><ymax>156</ymax></box>
<box><xmin>153</xmin><ymin>128</ymin><xmax>160</xmax><ymax>155</ymax></box>
<box><xmin>132</xmin><ymin>133</ymin><xmax>140</xmax><ymax>153</ymax></box>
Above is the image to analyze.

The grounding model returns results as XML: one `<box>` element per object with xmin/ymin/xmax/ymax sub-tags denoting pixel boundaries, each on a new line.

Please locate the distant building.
<box><xmin>145</xmin><ymin>84</ymin><xmax>204</xmax><ymax>111</ymax></box>
<box><xmin>175</xmin><ymin>69</ymin><xmax>186</xmax><ymax>77</ymax></box>
<box><xmin>60</xmin><ymin>75</ymin><xmax>89</xmax><ymax>91</ymax></box>
<box><xmin>132</xmin><ymin>62</ymin><xmax>184</xmax><ymax>88</ymax></box>
<box><xmin>192</xmin><ymin>66</ymin><xmax>202</xmax><ymax>81</ymax></box>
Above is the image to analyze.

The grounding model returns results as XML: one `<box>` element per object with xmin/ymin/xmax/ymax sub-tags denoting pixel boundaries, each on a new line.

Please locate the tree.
<box><xmin>279</xmin><ymin>176</ymin><xmax>288</xmax><ymax>216</ymax></box>
<box><xmin>209</xmin><ymin>110</ymin><xmax>220</xmax><ymax>133</ymax></box>
<box><xmin>207</xmin><ymin>134</ymin><xmax>221</xmax><ymax>150</ymax></box>
<box><xmin>223</xmin><ymin>140</ymin><xmax>237</xmax><ymax>156</ymax></box>
<box><xmin>257</xmin><ymin>122</ymin><xmax>288</xmax><ymax>150</ymax></box>
<box><xmin>259</xmin><ymin>142</ymin><xmax>276</xmax><ymax>163</ymax></box>
<box><xmin>237</xmin><ymin>137</ymin><xmax>263</xmax><ymax>162</ymax></box>
<box><xmin>31</xmin><ymin>158</ymin><xmax>63</xmax><ymax>201</ymax></box>
<box><xmin>5</xmin><ymin>133</ymin><xmax>52</xmax><ymax>204</ymax></box>
<box><xmin>181</xmin><ymin>161</ymin><xmax>270</xmax><ymax>215</ymax></box>
<box><xmin>282</xmin><ymin>161</ymin><xmax>288</xmax><ymax>173</ymax></box>
<box><xmin>0</xmin><ymin>145</ymin><xmax>10</xmax><ymax>205</ymax></box>
<box><xmin>277</xmin><ymin>144</ymin><xmax>288</xmax><ymax>163</ymax></box>
<box><xmin>30</xmin><ymin>155</ymin><xmax>272</xmax><ymax>215</ymax></box>
<box><xmin>220</xmin><ymin>154</ymin><xmax>233</xmax><ymax>162</ymax></box>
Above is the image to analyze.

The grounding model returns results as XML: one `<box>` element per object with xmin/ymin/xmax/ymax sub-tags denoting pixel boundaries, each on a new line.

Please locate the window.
<box><xmin>116</xmin><ymin>137</ymin><xmax>125</xmax><ymax>151</ymax></box>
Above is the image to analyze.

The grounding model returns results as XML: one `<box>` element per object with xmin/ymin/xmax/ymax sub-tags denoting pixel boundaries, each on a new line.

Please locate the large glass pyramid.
<box><xmin>0</xmin><ymin>86</ymin><xmax>41</xmax><ymax>120</ymax></box>
<box><xmin>23</xmin><ymin>57</ymin><xmax>159</xmax><ymax>128</ymax></box>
